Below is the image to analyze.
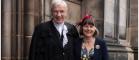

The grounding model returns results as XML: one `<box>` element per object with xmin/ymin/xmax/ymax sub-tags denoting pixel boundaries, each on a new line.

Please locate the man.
<box><xmin>28</xmin><ymin>0</ymin><xmax>79</xmax><ymax>60</ymax></box>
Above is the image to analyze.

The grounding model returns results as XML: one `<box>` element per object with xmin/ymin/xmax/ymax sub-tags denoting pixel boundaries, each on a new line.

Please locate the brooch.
<box><xmin>95</xmin><ymin>45</ymin><xmax>100</xmax><ymax>49</ymax></box>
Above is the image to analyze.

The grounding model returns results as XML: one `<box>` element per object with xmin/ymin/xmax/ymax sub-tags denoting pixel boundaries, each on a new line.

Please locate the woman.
<box><xmin>75</xmin><ymin>15</ymin><xmax>108</xmax><ymax>60</ymax></box>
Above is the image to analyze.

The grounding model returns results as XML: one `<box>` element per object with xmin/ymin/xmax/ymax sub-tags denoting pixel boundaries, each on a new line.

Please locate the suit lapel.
<box><xmin>49</xmin><ymin>21</ymin><xmax>63</xmax><ymax>47</ymax></box>
<box><xmin>49</xmin><ymin>21</ymin><xmax>60</xmax><ymax>37</ymax></box>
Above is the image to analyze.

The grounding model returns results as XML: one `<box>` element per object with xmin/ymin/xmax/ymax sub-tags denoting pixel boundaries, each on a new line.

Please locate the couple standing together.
<box><xmin>29</xmin><ymin>0</ymin><xmax>108</xmax><ymax>60</ymax></box>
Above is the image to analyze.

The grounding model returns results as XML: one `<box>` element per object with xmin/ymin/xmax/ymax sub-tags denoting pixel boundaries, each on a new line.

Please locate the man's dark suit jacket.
<box><xmin>75</xmin><ymin>38</ymin><xmax>109</xmax><ymax>60</ymax></box>
<box><xmin>29</xmin><ymin>21</ymin><xmax>79</xmax><ymax>60</ymax></box>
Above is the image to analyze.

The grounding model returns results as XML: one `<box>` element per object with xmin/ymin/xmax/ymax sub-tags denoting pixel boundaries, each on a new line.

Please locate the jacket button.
<box><xmin>63</xmin><ymin>52</ymin><xmax>65</xmax><ymax>55</ymax></box>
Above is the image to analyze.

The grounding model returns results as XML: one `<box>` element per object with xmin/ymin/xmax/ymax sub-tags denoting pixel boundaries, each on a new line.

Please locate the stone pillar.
<box><xmin>128</xmin><ymin>0</ymin><xmax>138</xmax><ymax>60</ymax></box>
<box><xmin>24</xmin><ymin>0</ymin><xmax>41</xmax><ymax>59</ymax></box>
<box><xmin>104</xmin><ymin>0</ymin><xmax>115</xmax><ymax>40</ymax></box>
<box><xmin>1</xmin><ymin>0</ymin><xmax>12</xmax><ymax>60</ymax></box>
<box><xmin>16</xmin><ymin>0</ymin><xmax>24</xmax><ymax>59</ymax></box>
<box><xmin>11</xmin><ymin>0</ymin><xmax>18</xmax><ymax>59</ymax></box>
<box><xmin>43</xmin><ymin>0</ymin><xmax>51</xmax><ymax>22</ymax></box>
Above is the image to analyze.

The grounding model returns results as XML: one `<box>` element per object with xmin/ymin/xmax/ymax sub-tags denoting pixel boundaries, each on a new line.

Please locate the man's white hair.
<box><xmin>51</xmin><ymin>0</ymin><xmax>67</xmax><ymax>8</ymax></box>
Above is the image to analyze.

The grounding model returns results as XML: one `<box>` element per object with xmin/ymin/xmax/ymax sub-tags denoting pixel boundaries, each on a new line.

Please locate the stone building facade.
<box><xmin>1</xmin><ymin>0</ymin><xmax>138</xmax><ymax>60</ymax></box>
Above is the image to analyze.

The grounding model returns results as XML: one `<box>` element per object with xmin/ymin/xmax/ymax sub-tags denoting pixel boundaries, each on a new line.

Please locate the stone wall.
<box><xmin>82</xmin><ymin>0</ymin><xmax>104</xmax><ymax>37</ymax></box>
<box><xmin>1</xmin><ymin>0</ymin><xmax>138</xmax><ymax>60</ymax></box>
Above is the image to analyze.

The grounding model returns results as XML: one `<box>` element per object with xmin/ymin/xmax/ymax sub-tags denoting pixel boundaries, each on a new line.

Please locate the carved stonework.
<box><xmin>1</xmin><ymin>0</ymin><xmax>138</xmax><ymax>60</ymax></box>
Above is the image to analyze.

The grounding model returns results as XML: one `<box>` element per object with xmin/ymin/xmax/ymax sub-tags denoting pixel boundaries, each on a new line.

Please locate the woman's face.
<box><xmin>82</xmin><ymin>24</ymin><xmax>96</xmax><ymax>38</ymax></box>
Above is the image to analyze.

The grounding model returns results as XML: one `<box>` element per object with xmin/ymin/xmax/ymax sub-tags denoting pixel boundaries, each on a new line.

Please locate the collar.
<box><xmin>52</xmin><ymin>20</ymin><xmax>64</xmax><ymax>26</ymax></box>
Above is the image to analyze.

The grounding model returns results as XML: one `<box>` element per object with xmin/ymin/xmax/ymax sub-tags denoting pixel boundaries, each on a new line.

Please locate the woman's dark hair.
<box><xmin>80</xmin><ymin>19</ymin><xmax>94</xmax><ymax>26</ymax></box>
<box><xmin>78</xmin><ymin>15</ymin><xmax>99</xmax><ymax>37</ymax></box>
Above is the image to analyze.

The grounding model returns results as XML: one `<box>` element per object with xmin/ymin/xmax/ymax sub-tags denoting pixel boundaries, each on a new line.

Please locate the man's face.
<box><xmin>52</xmin><ymin>4</ymin><xmax>67</xmax><ymax>24</ymax></box>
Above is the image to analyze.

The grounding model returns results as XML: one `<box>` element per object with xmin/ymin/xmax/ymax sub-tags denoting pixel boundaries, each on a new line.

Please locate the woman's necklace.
<box><xmin>81</xmin><ymin>38</ymin><xmax>95</xmax><ymax>60</ymax></box>
<box><xmin>83</xmin><ymin>38</ymin><xmax>95</xmax><ymax>52</ymax></box>
<box><xmin>82</xmin><ymin>42</ymin><xmax>94</xmax><ymax>54</ymax></box>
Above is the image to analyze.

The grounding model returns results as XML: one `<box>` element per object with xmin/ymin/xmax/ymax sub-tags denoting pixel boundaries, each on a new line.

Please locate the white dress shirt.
<box><xmin>53</xmin><ymin>22</ymin><xmax>68</xmax><ymax>47</ymax></box>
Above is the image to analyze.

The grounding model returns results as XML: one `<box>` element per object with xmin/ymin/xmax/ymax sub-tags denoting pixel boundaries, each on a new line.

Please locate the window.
<box><xmin>104</xmin><ymin>0</ymin><xmax>128</xmax><ymax>43</ymax></box>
